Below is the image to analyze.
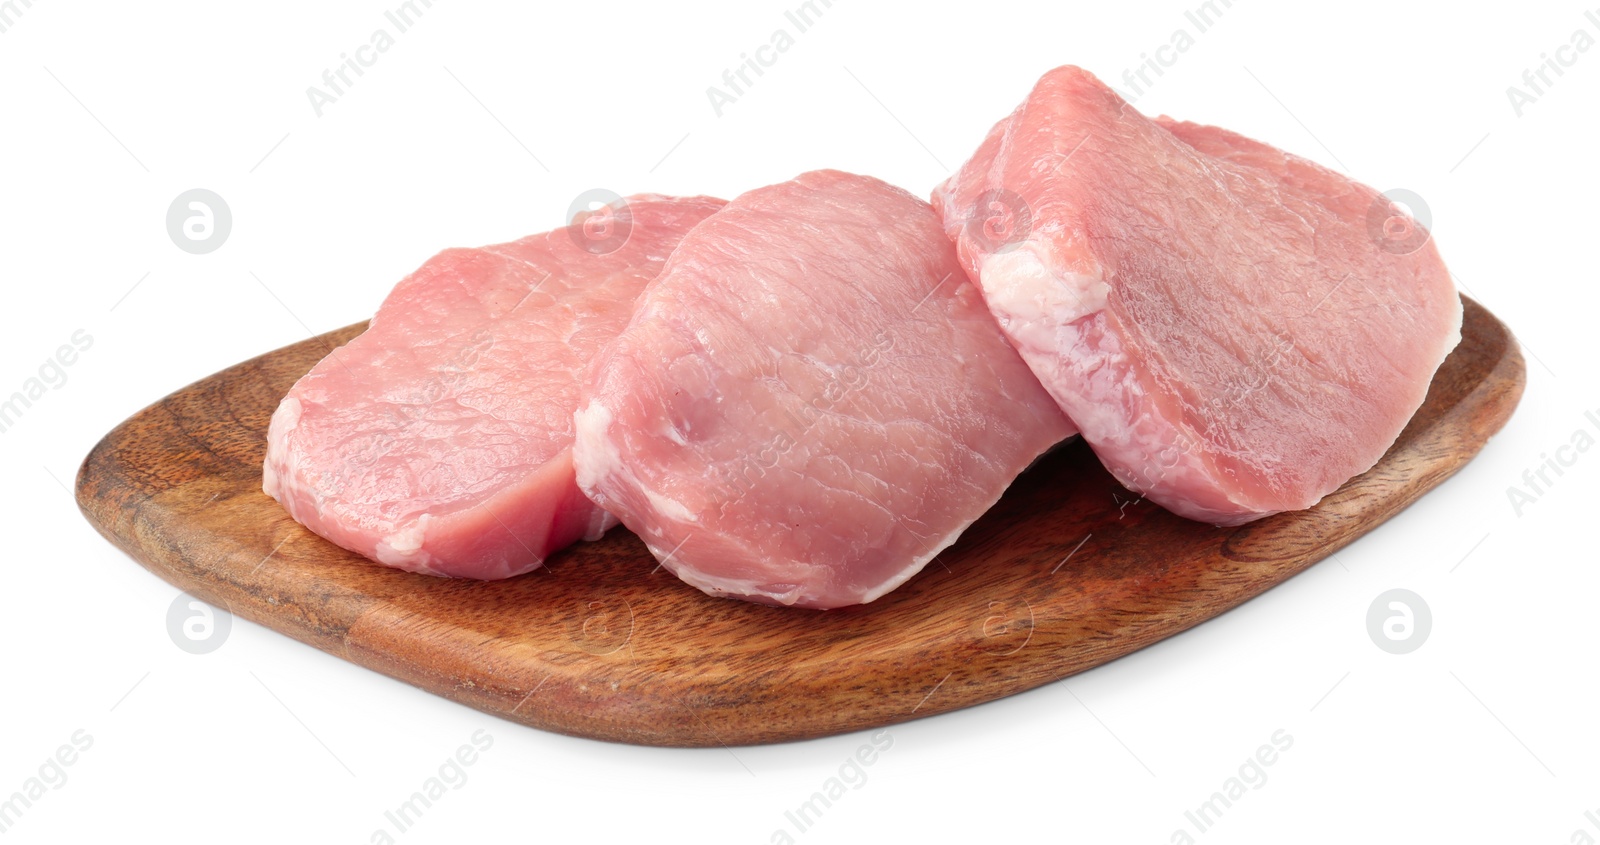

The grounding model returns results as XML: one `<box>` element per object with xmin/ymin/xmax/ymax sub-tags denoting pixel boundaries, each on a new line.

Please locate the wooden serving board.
<box><xmin>77</xmin><ymin>297</ymin><xmax>1523</xmax><ymax>747</ymax></box>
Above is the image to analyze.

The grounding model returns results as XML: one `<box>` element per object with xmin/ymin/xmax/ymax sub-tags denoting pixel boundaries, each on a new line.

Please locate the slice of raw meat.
<box><xmin>573</xmin><ymin>170</ymin><xmax>1076</xmax><ymax>609</ymax></box>
<box><xmin>933</xmin><ymin>65</ymin><xmax>1462</xmax><ymax>525</ymax></box>
<box><xmin>264</xmin><ymin>194</ymin><xmax>726</xmax><ymax>579</ymax></box>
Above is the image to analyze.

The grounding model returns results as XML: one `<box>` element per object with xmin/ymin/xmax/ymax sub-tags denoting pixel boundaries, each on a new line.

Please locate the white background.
<box><xmin>2</xmin><ymin>1</ymin><xmax>1596</xmax><ymax>842</ymax></box>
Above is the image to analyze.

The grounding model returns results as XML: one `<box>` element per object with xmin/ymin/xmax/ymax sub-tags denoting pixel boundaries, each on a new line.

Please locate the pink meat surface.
<box><xmin>264</xmin><ymin>195</ymin><xmax>726</xmax><ymax>578</ymax></box>
<box><xmin>573</xmin><ymin>170</ymin><xmax>1075</xmax><ymax>609</ymax></box>
<box><xmin>934</xmin><ymin>66</ymin><xmax>1462</xmax><ymax>525</ymax></box>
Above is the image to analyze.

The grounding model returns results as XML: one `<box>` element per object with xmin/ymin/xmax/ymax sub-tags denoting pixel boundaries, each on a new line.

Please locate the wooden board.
<box><xmin>76</xmin><ymin>297</ymin><xmax>1524</xmax><ymax>747</ymax></box>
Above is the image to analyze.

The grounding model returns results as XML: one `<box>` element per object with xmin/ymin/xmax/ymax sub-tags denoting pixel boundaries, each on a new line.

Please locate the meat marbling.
<box><xmin>264</xmin><ymin>194</ymin><xmax>726</xmax><ymax>578</ymax></box>
<box><xmin>934</xmin><ymin>66</ymin><xmax>1462</xmax><ymax>525</ymax></box>
<box><xmin>573</xmin><ymin>170</ymin><xmax>1076</xmax><ymax>609</ymax></box>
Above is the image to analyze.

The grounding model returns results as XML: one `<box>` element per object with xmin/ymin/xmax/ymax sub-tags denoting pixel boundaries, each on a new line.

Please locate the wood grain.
<box><xmin>76</xmin><ymin>297</ymin><xmax>1524</xmax><ymax>746</ymax></box>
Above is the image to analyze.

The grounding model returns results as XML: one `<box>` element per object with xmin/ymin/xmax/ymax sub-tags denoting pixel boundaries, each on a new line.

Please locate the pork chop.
<box><xmin>933</xmin><ymin>66</ymin><xmax>1462</xmax><ymax>524</ymax></box>
<box><xmin>572</xmin><ymin>170</ymin><xmax>1075</xmax><ymax>609</ymax></box>
<box><xmin>264</xmin><ymin>194</ymin><xmax>726</xmax><ymax>578</ymax></box>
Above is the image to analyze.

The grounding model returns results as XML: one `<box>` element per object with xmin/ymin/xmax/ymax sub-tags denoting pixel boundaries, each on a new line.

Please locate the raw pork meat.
<box><xmin>264</xmin><ymin>195</ymin><xmax>725</xmax><ymax>578</ymax></box>
<box><xmin>934</xmin><ymin>66</ymin><xmax>1462</xmax><ymax>525</ymax></box>
<box><xmin>573</xmin><ymin>170</ymin><xmax>1075</xmax><ymax>609</ymax></box>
